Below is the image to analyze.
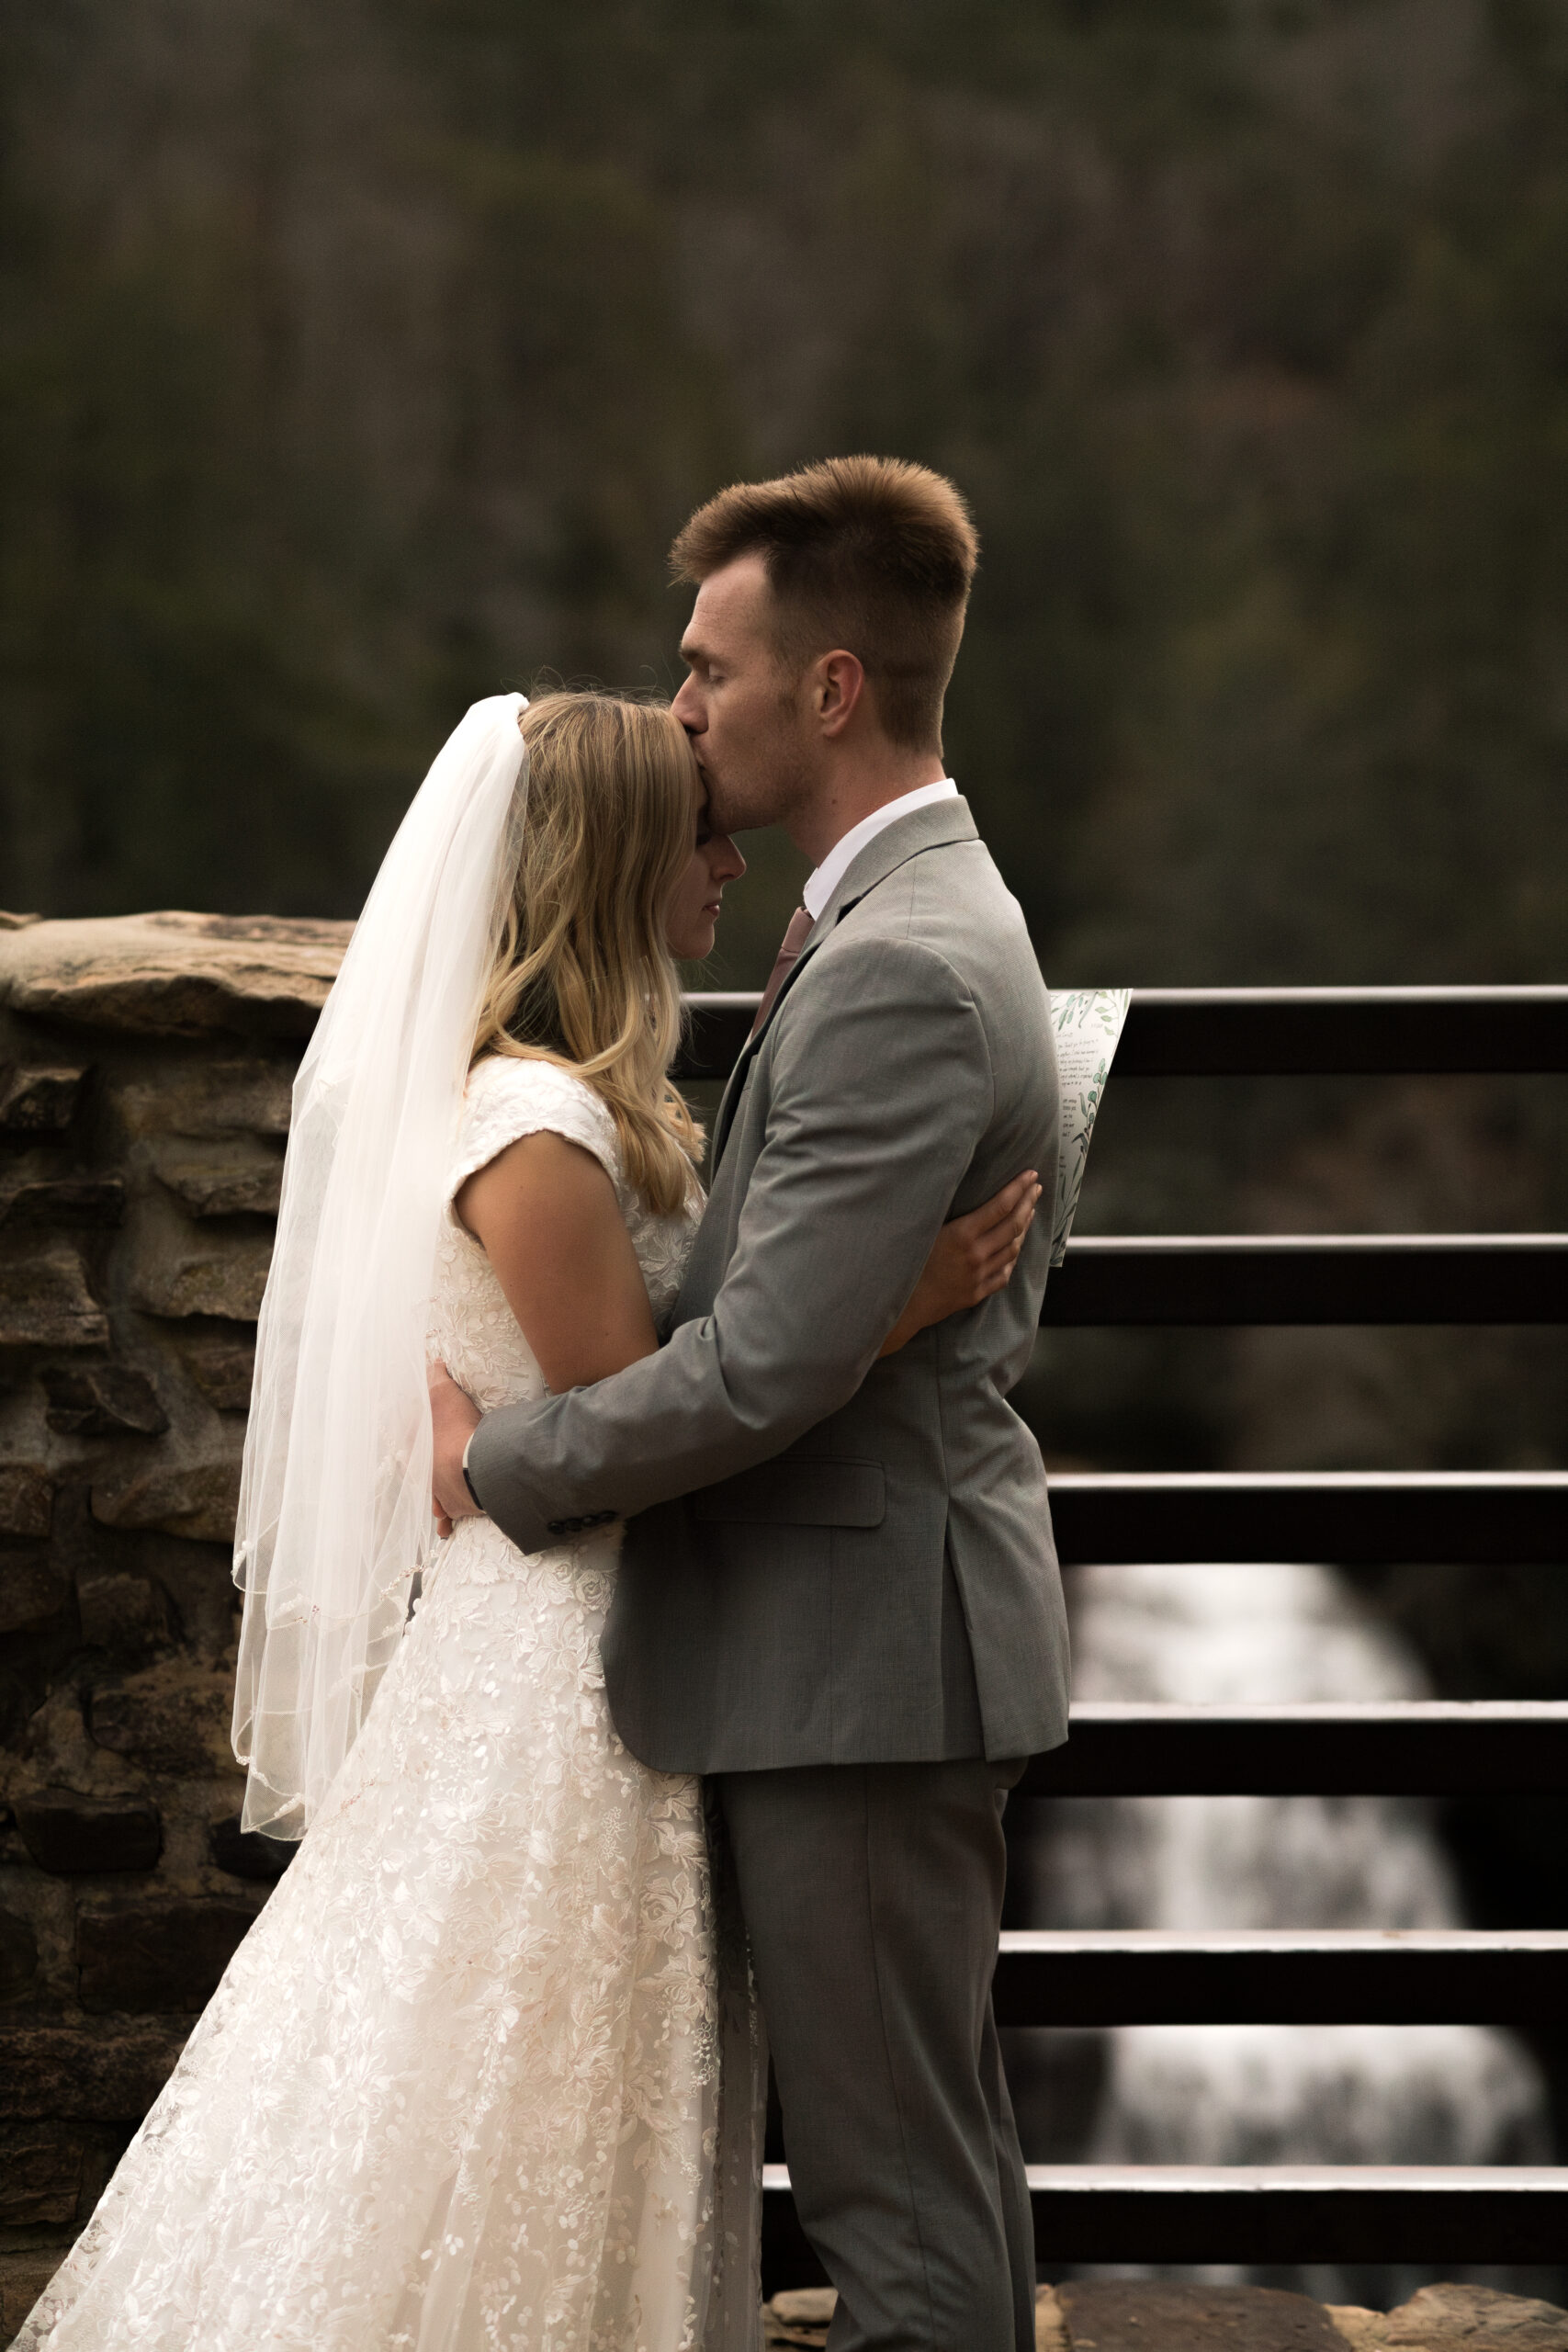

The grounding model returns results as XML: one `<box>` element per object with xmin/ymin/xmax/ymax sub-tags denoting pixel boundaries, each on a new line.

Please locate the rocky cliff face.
<box><xmin>0</xmin><ymin>912</ymin><xmax>346</xmax><ymax>2283</ymax></box>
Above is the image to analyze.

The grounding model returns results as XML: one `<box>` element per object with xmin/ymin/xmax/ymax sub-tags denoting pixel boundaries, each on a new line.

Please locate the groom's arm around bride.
<box><xmin>452</xmin><ymin>457</ymin><xmax>1061</xmax><ymax>2352</ymax></box>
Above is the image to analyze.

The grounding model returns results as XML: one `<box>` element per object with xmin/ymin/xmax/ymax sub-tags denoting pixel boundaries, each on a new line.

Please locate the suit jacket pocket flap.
<box><xmin>691</xmin><ymin>1457</ymin><xmax>886</xmax><ymax>1528</ymax></box>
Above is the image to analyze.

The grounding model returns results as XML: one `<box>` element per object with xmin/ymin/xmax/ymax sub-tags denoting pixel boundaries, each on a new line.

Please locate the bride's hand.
<box><xmin>879</xmin><ymin>1170</ymin><xmax>1042</xmax><ymax>1358</ymax></box>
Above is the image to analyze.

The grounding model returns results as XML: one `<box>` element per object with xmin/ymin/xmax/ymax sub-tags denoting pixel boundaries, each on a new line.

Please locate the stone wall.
<box><xmin>0</xmin><ymin>911</ymin><xmax>348</xmax><ymax>2310</ymax></box>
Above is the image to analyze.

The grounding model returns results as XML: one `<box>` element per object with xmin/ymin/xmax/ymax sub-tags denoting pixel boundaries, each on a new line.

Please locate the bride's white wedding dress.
<box><xmin>19</xmin><ymin>1057</ymin><xmax>763</xmax><ymax>2352</ymax></box>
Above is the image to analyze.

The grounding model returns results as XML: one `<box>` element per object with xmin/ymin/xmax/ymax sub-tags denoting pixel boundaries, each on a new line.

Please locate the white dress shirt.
<box><xmin>801</xmin><ymin>778</ymin><xmax>958</xmax><ymax>922</ymax></box>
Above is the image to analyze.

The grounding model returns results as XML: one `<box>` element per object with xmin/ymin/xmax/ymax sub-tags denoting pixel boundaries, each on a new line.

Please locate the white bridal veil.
<box><xmin>232</xmin><ymin>695</ymin><xmax>529</xmax><ymax>1837</ymax></box>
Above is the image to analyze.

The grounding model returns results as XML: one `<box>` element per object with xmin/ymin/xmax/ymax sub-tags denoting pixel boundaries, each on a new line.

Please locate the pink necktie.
<box><xmin>748</xmin><ymin>906</ymin><xmax>814</xmax><ymax>1042</ymax></box>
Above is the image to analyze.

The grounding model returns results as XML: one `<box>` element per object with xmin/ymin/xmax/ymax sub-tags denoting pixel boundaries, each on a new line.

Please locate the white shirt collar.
<box><xmin>801</xmin><ymin>779</ymin><xmax>959</xmax><ymax>922</ymax></box>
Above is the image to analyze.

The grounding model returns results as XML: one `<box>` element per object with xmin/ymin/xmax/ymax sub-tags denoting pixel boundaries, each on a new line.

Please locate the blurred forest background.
<box><xmin>6</xmin><ymin>0</ymin><xmax>1568</xmax><ymax>977</ymax></box>
<box><xmin>1</xmin><ymin>3</ymin><xmax>1565</xmax><ymax>1930</ymax></box>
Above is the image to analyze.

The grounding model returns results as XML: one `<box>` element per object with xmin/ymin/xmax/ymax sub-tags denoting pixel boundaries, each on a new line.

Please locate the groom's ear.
<box><xmin>814</xmin><ymin>650</ymin><xmax>866</xmax><ymax>739</ymax></box>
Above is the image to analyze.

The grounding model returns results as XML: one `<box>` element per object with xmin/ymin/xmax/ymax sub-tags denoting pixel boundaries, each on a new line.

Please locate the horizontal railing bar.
<box><xmin>1050</xmin><ymin>1470</ymin><xmax>1568</xmax><ymax>1566</ymax></box>
<box><xmin>760</xmin><ymin>2167</ymin><xmax>1568</xmax><ymax>2277</ymax></box>
<box><xmin>1021</xmin><ymin>1700</ymin><xmax>1568</xmax><ymax>1796</ymax></box>
<box><xmin>1028</xmin><ymin>2167</ymin><xmax>1568</xmax><ymax>2265</ymax></box>
<box><xmin>677</xmin><ymin>986</ymin><xmax>1568</xmax><ymax>1083</ymax></box>
<box><xmin>1044</xmin><ymin>1234</ymin><xmax>1568</xmax><ymax>1325</ymax></box>
<box><xmin>992</xmin><ymin>1928</ymin><xmax>1568</xmax><ymax>2027</ymax></box>
<box><xmin>674</xmin><ymin>993</ymin><xmax>756</xmax><ymax>1082</ymax></box>
<box><xmin>1115</xmin><ymin>987</ymin><xmax>1568</xmax><ymax>1077</ymax></box>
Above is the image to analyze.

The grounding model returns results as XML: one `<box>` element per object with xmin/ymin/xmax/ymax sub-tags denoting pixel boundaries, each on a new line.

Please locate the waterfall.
<box><xmin>1003</xmin><ymin>1561</ymin><xmax>1551</xmax><ymax>2301</ymax></box>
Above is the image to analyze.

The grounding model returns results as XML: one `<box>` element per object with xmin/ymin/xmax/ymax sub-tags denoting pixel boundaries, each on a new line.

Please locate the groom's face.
<box><xmin>672</xmin><ymin>555</ymin><xmax>814</xmax><ymax>837</ymax></box>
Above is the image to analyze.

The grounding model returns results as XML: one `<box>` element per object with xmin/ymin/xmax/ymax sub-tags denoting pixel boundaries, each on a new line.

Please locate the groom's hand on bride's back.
<box><xmin>430</xmin><ymin>1361</ymin><xmax>483</xmax><ymax>1536</ymax></box>
<box><xmin>879</xmin><ymin>1169</ymin><xmax>1042</xmax><ymax>1357</ymax></box>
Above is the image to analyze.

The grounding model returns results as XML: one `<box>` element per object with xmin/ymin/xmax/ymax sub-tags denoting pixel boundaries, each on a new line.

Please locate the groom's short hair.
<box><xmin>670</xmin><ymin>456</ymin><xmax>978</xmax><ymax>750</ymax></box>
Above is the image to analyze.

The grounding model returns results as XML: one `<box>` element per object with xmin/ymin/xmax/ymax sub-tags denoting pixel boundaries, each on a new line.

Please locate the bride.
<box><xmin>17</xmin><ymin>691</ymin><xmax>1036</xmax><ymax>2352</ymax></box>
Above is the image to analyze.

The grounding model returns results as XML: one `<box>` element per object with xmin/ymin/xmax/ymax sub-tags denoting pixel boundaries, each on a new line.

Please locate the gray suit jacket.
<box><xmin>467</xmin><ymin>796</ymin><xmax>1069</xmax><ymax>1773</ymax></box>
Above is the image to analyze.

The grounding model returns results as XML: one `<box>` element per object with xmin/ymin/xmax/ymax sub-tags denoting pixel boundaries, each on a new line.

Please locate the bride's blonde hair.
<box><xmin>472</xmin><ymin>690</ymin><xmax>704</xmax><ymax>1216</ymax></box>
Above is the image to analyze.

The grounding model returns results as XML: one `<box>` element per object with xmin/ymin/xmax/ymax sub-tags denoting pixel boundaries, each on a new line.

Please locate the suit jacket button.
<box><xmin>547</xmin><ymin>1520</ymin><xmax>564</xmax><ymax>1536</ymax></box>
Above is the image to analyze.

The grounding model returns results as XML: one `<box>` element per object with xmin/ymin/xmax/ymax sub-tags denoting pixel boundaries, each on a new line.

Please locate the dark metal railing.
<box><xmin>992</xmin><ymin>1929</ymin><xmax>1568</xmax><ymax>2028</ymax></box>
<box><xmin>1050</xmin><ymin>1469</ymin><xmax>1566</xmax><ymax>1566</ymax></box>
<box><xmin>677</xmin><ymin>983</ymin><xmax>1568</xmax><ymax>1084</ymax></box>
<box><xmin>758</xmin><ymin>2161</ymin><xmax>1568</xmax><ymax>2270</ymax></box>
<box><xmin>1046</xmin><ymin>1233</ymin><xmax>1568</xmax><ymax>1324</ymax></box>
<box><xmin>681</xmin><ymin>985</ymin><xmax>1568</xmax><ymax>2275</ymax></box>
<box><xmin>1024</xmin><ymin>1702</ymin><xmax>1568</xmax><ymax>1797</ymax></box>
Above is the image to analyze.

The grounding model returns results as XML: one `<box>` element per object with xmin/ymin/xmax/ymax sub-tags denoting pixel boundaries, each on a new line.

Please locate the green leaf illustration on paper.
<box><xmin>1049</xmin><ymin>987</ymin><xmax>1131</xmax><ymax>1266</ymax></box>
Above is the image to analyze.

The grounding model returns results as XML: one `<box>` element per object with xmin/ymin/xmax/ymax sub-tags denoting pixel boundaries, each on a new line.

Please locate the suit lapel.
<box><xmin>709</xmin><ymin>797</ymin><xmax>980</xmax><ymax>1169</ymax></box>
<box><xmin>712</xmin><ymin>1035</ymin><xmax>759</xmax><ymax>1170</ymax></box>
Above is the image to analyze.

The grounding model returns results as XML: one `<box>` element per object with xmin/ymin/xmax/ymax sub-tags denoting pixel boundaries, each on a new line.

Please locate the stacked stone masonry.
<box><xmin>0</xmin><ymin>912</ymin><xmax>348</xmax><ymax>2306</ymax></box>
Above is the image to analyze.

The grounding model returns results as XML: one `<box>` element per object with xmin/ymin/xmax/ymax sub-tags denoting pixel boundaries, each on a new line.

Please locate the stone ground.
<box><xmin>4</xmin><ymin>2271</ymin><xmax>1567</xmax><ymax>2350</ymax></box>
<box><xmin>762</xmin><ymin>2281</ymin><xmax>1568</xmax><ymax>2351</ymax></box>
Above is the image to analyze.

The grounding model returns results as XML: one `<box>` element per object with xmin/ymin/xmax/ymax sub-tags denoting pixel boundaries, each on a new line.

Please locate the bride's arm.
<box><xmin>456</xmin><ymin>1131</ymin><xmax>659</xmax><ymax>1389</ymax></box>
<box><xmin>461</xmin><ymin>1137</ymin><xmax>1039</xmax><ymax>1381</ymax></box>
<box><xmin>433</xmin><ymin>1131</ymin><xmax>658</xmax><ymax>1525</ymax></box>
<box><xmin>434</xmin><ymin>1142</ymin><xmax>1038</xmax><ymax>1512</ymax></box>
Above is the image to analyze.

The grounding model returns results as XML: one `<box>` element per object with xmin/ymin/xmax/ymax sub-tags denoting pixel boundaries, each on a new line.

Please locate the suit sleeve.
<box><xmin>465</xmin><ymin>932</ymin><xmax>995</xmax><ymax>1556</ymax></box>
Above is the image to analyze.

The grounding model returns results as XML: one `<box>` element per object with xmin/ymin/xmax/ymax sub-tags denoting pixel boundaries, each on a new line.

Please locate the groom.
<box><xmin>434</xmin><ymin>456</ymin><xmax>1066</xmax><ymax>2352</ymax></box>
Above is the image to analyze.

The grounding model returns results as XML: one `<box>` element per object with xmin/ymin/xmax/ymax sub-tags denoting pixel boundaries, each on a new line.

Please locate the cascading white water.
<box><xmin>1004</xmin><ymin>1561</ymin><xmax>1551</xmax><ymax>2299</ymax></box>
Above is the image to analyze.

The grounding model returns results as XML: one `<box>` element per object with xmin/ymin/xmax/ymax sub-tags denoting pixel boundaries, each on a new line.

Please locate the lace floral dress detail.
<box><xmin>18</xmin><ymin>1057</ymin><xmax>762</xmax><ymax>2352</ymax></box>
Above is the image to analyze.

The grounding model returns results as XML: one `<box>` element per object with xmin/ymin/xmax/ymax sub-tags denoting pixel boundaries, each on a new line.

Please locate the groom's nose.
<box><xmin>671</xmin><ymin>673</ymin><xmax>704</xmax><ymax>733</ymax></box>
